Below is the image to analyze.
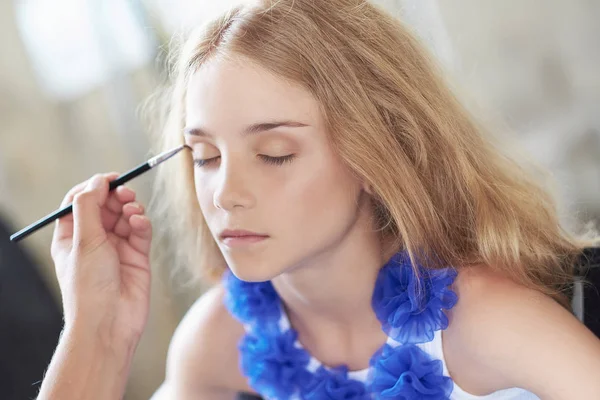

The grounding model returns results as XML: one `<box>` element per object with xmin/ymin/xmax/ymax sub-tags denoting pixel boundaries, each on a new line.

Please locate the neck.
<box><xmin>271</xmin><ymin>206</ymin><xmax>396</xmax><ymax>332</ymax></box>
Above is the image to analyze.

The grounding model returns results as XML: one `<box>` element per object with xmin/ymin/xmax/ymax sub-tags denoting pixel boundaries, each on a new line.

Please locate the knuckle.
<box><xmin>73</xmin><ymin>190</ymin><xmax>93</xmax><ymax>205</ymax></box>
<box><xmin>66</xmin><ymin>183</ymin><xmax>84</xmax><ymax>198</ymax></box>
<box><xmin>63</xmin><ymin>179</ymin><xmax>89</xmax><ymax>202</ymax></box>
<box><xmin>91</xmin><ymin>173</ymin><xmax>104</xmax><ymax>184</ymax></box>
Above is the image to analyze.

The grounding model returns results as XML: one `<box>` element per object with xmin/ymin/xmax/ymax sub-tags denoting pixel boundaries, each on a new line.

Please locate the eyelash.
<box><xmin>193</xmin><ymin>154</ymin><xmax>296</xmax><ymax>168</ymax></box>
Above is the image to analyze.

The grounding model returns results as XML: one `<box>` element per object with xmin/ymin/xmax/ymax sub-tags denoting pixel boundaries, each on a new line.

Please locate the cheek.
<box><xmin>194</xmin><ymin>173</ymin><xmax>214</xmax><ymax>216</ymax></box>
<box><xmin>281</xmin><ymin>156</ymin><xmax>361</xmax><ymax>232</ymax></box>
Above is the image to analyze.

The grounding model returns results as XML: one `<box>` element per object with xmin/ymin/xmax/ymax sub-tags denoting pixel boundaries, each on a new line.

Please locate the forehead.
<box><xmin>185</xmin><ymin>56</ymin><xmax>322</xmax><ymax>127</ymax></box>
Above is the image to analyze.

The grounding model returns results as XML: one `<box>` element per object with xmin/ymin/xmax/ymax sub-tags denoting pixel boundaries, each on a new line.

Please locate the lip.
<box><xmin>219</xmin><ymin>229</ymin><xmax>269</xmax><ymax>247</ymax></box>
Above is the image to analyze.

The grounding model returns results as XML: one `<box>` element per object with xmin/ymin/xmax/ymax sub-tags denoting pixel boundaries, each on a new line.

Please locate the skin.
<box><xmin>183</xmin><ymin>56</ymin><xmax>391</xmax><ymax>369</ymax></box>
<box><xmin>38</xmin><ymin>55</ymin><xmax>600</xmax><ymax>399</ymax></box>
<box><xmin>39</xmin><ymin>173</ymin><xmax>153</xmax><ymax>400</ymax></box>
<box><xmin>154</xmin><ymin>56</ymin><xmax>600</xmax><ymax>399</ymax></box>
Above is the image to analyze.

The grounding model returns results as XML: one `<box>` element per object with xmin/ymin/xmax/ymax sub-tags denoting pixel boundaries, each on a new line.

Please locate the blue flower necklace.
<box><xmin>223</xmin><ymin>250</ymin><xmax>458</xmax><ymax>399</ymax></box>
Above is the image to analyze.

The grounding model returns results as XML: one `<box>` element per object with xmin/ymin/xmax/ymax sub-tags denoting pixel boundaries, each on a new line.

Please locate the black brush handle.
<box><xmin>9</xmin><ymin>162</ymin><xmax>151</xmax><ymax>242</ymax></box>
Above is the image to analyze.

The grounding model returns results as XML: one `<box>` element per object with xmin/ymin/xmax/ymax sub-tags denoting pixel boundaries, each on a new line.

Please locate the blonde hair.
<box><xmin>148</xmin><ymin>0</ymin><xmax>598</xmax><ymax>307</ymax></box>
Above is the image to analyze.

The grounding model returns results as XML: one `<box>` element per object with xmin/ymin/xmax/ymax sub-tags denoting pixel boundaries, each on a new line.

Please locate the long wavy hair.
<box><xmin>147</xmin><ymin>0</ymin><xmax>598</xmax><ymax>307</ymax></box>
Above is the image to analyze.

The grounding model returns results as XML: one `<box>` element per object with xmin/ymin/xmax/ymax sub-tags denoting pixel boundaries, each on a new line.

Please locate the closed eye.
<box><xmin>193</xmin><ymin>156</ymin><xmax>220</xmax><ymax>168</ymax></box>
<box><xmin>193</xmin><ymin>154</ymin><xmax>296</xmax><ymax>168</ymax></box>
<box><xmin>258</xmin><ymin>154</ymin><xmax>296</xmax><ymax>165</ymax></box>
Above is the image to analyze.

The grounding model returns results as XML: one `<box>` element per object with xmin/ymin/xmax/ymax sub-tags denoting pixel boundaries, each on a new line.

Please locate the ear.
<box><xmin>362</xmin><ymin>182</ymin><xmax>374</xmax><ymax>195</ymax></box>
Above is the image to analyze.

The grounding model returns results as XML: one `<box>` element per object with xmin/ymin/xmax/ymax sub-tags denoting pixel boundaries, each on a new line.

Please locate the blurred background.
<box><xmin>0</xmin><ymin>0</ymin><xmax>599</xmax><ymax>399</ymax></box>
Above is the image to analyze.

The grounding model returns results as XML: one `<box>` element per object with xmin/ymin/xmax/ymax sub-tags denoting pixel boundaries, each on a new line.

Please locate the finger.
<box><xmin>105</xmin><ymin>186</ymin><xmax>136</xmax><ymax>214</ymax></box>
<box><xmin>101</xmin><ymin>187</ymin><xmax>137</xmax><ymax>232</ymax></box>
<box><xmin>72</xmin><ymin>175</ymin><xmax>112</xmax><ymax>250</ymax></box>
<box><xmin>119</xmin><ymin>234</ymin><xmax>151</xmax><ymax>270</ymax></box>
<box><xmin>112</xmin><ymin>202</ymin><xmax>145</xmax><ymax>238</ymax></box>
<box><xmin>53</xmin><ymin>172</ymin><xmax>120</xmax><ymax>243</ymax></box>
<box><xmin>128</xmin><ymin>214</ymin><xmax>153</xmax><ymax>256</ymax></box>
<box><xmin>52</xmin><ymin>181</ymin><xmax>90</xmax><ymax>243</ymax></box>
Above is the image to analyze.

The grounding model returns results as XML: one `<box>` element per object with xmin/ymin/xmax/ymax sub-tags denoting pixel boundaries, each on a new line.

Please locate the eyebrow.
<box><xmin>183</xmin><ymin>121</ymin><xmax>309</xmax><ymax>137</ymax></box>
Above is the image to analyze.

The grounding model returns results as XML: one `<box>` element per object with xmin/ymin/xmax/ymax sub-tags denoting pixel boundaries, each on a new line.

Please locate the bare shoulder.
<box><xmin>443</xmin><ymin>265</ymin><xmax>600</xmax><ymax>399</ymax></box>
<box><xmin>159</xmin><ymin>284</ymin><xmax>255</xmax><ymax>397</ymax></box>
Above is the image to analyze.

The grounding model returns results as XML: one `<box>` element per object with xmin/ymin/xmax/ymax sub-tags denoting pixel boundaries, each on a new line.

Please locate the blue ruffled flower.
<box><xmin>239</xmin><ymin>329</ymin><xmax>312</xmax><ymax>399</ymax></box>
<box><xmin>367</xmin><ymin>344</ymin><xmax>453</xmax><ymax>399</ymax></box>
<box><xmin>301</xmin><ymin>366</ymin><xmax>371</xmax><ymax>400</ymax></box>
<box><xmin>223</xmin><ymin>270</ymin><xmax>281</xmax><ymax>326</ymax></box>
<box><xmin>372</xmin><ymin>251</ymin><xmax>458</xmax><ymax>344</ymax></box>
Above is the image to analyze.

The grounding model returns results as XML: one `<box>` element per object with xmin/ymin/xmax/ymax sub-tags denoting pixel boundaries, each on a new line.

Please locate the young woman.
<box><xmin>38</xmin><ymin>1</ymin><xmax>600</xmax><ymax>399</ymax></box>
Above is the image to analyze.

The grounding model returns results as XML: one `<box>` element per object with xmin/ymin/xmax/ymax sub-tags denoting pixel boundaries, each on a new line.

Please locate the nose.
<box><xmin>213</xmin><ymin>156</ymin><xmax>255</xmax><ymax>211</ymax></box>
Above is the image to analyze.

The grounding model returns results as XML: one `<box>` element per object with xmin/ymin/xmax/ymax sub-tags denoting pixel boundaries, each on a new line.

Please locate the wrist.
<box><xmin>37</xmin><ymin>325</ymin><xmax>138</xmax><ymax>400</ymax></box>
<box><xmin>64</xmin><ymin>314</ymin><xmax>142</xmax><ymax>352</ymax></box>
<box><xmin>66</xmin><ymin>323</ymin><xmax>137</xmax><ymax>353</ymax></box>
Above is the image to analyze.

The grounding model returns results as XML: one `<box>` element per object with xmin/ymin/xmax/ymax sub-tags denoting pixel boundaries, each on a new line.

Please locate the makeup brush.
<box><xmin>9</xmin><ymin>144</ymin><xmax>191</xmax><ymax>242</ymax></box>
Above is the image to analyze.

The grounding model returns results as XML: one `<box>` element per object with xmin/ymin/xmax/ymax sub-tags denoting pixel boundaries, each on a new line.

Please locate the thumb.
<box><xmin>72</xmin><ymin>174</ymin><xmax>110</xmax><ymax>250</ymax></box>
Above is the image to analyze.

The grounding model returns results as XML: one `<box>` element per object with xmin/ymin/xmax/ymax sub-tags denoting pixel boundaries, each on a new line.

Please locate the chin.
<box><xmin>227</xmin><ymin>263</ymin><xmax>281</xmax><ymax>282</ymax></box>
<box><xmin>222</xmin><ymin>252</ymin><xmax>284</xmax><ymax>282</ymax></box>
